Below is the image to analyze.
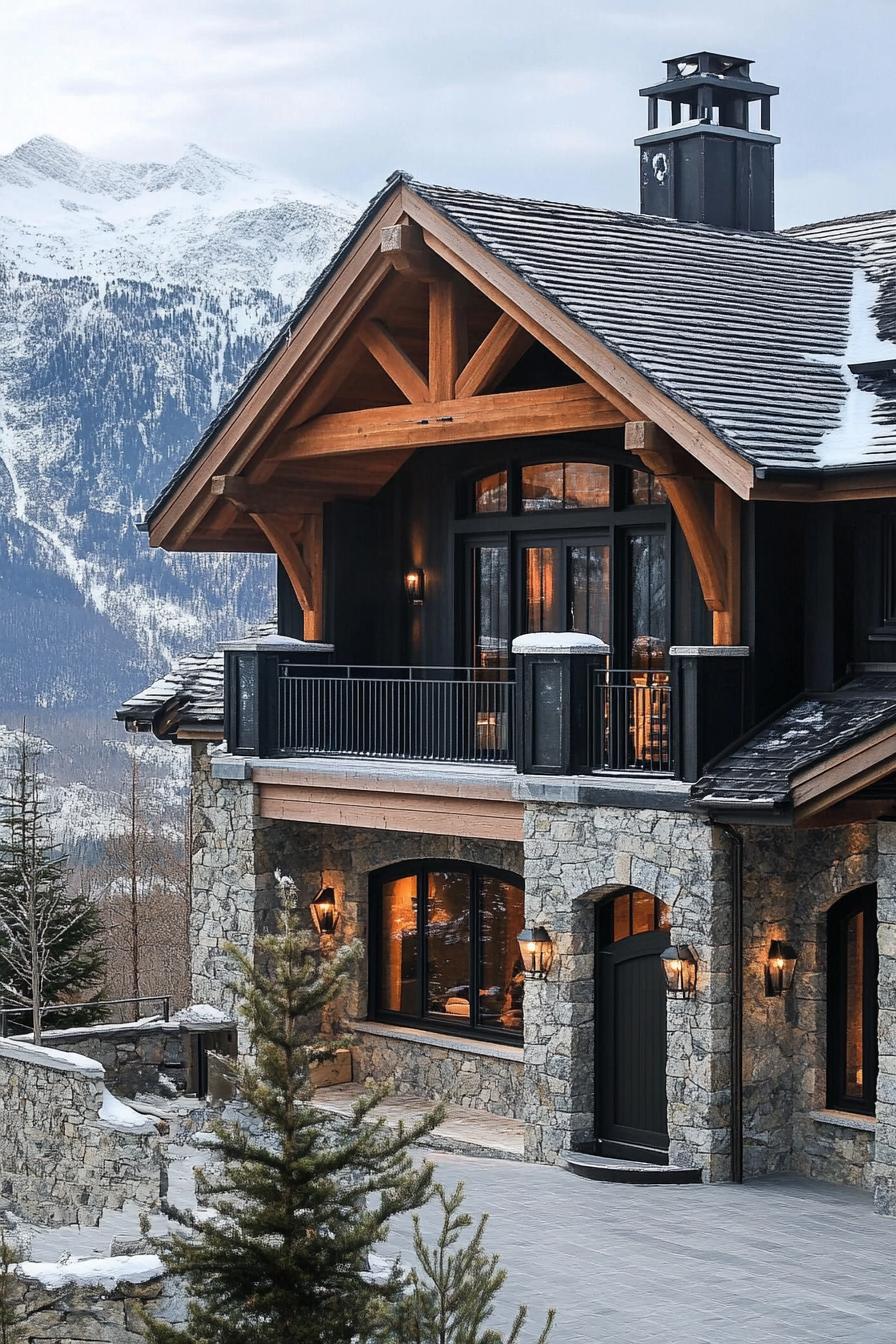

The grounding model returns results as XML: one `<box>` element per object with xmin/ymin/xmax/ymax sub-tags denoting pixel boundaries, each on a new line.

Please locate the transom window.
<box><xmin>470</xmin><ymin>461</ymin><xmax>667</xmax><ymax>516</ymax></box>
<box><xmin>604</xmin><ymin>889</ymin><xmax>671</xmax><ymax>943</ymax></box>
<box><xmin>372</xmin><ymin>862</ymin><xmax>525</xmax><ymax>1041</ymax></box>
<box><xmin>827</xmin><ymin>886</ymin><xmax>878</xmax><ymax>1115</ymax></box>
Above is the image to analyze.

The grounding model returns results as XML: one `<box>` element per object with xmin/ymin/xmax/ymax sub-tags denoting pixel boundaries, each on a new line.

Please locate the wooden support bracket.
<box><xmin>359</xmin><ymin>318</ymin><xmax>430</xmax><ymax>403</ymax></box>
<box><xmin>455</xmin><ymin>312</ymin><xmax>533</xmax><ymax>399</ymax></box>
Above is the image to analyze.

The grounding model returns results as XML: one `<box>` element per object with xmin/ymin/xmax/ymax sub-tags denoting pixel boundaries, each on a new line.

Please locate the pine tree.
<box><xmin>386</xmin><ymin>1184</ymin><xmax>555</xmax><ymax>1344</ymax></box>
<box><xmin>144</xmin><ymin>874</ymin><xmax>442</xmax><ymax>1344</ymax></box>
<box><xmin>0</xmin><ymin>730</ymin><xmax>105</xmax><ymax>1040</ymax></box>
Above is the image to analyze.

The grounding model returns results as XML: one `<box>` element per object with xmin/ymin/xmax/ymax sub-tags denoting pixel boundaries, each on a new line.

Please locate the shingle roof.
<box><xmin>117</xmin><ymin>622</ymin><xmax>275</xmax><ymax>740</ymax></box>
<box><xmin>690</xmin><ymin>671</ymin><xmax>896</xmax><ymax>812</ymax></box>
<box><xmin>143</xmin><ymin>174</ymin><xmax>896</xmax><ymax>530</ymax></box>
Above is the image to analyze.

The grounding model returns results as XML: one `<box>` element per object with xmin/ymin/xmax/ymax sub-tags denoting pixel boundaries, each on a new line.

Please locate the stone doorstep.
<box><xmin>310</xmin><ymin>1083</ymin><xmax>524</xmax><ymax>1161</ymax></box>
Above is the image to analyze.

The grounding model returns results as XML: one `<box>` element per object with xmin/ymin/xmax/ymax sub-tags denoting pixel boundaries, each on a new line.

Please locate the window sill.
<box><xmin>807</xmin><ymin>1109</ymin><xmax>876</xmax><ymax>1133</ymax></box>
<box><xmin>351</xmin><ymin>1020</ymin><xmax>524</xmax><ymax>1063</ymax></box>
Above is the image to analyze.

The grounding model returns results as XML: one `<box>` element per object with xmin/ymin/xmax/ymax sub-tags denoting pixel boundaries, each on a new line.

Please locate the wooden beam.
<box><xmin>211</xmin><ymin>475</ymin><xmax>326</xmax><ymax>514</ymax></box>
<box><xmin>358</xmin><ymin>318</ymin><xmax>430</xmax><ymax>403</ymax></box>
<box><xmin>301</xmin><ymin>510</ymin><xmax>324</xmax><ymax>641</ymax></box>
<box><xmin>626</xmin><ymin>421</ymin><xmax>727</xmax><ymax>614</ymax></box>
<box><xmin>249</xmin><ymin>513</ymin><xmax>314</xmax><ymax>614</ymax></box>
<box><xmin>258</xmin><ymin>783</ymin><xmax>524</xmax><ymax>842</ymax></box>
<box><xmin>274</xmin><ymin>383</ymin><xmax>624</xmax><ymax>461</ymax></box>
<box><xmin>428</xmin><ymin>275</ymin><xmax>462</xmax><ymax>401</ymax></box>
<box><xmin>406</xmin><ymin>188</ymin><xmax>756</xmax><ymax>497</ymax></box>
<box><xmin>713</xmin><ymin>482</ymin><xmax>741</xmax><ymax>645</ymax></box>
<box><xmin>380</xmin><ymin>222</ymin><xmax>442</xmax><ymax>280</ymax></box>
<box><xmin>455</xmin><ymin>313</ymin><xmax>534</xmax><ymax>399</ymax></box>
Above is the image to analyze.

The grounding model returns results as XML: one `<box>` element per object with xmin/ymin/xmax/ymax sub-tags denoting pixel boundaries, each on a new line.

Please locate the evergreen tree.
<box><xmin>386</xmin><ymin>1184</ymin><xmax>555</xmax><ymax>1344</ymax></box>
<box><xmin>0</xmin><ymin>731</ymin><xmax>104</xmax><ymax>1040</ymax></box>
<box><xmin>145</xmin><ymin>874</ymin><xmax>442</xmax><ymax>1344</ymax></box>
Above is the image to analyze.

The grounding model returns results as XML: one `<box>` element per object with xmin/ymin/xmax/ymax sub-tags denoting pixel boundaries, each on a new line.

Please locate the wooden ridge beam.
<box><xmin>456</xmin><ymin>312</ymin><xmax>533</xmax><ymax>399</ymax></box>
<box><xmin>379</xmin><ymin>221</ymin><xmax>443</xmax><ymax>280</ymax></box>
<box><xmin>358</xmin><ymin>318</ymin><xmax>430</xmax><ymax>403</ymax></box>
<box><xmin>274</xmin><ymin>383</ymin><xmax>624</xmax><ymax>461</ymax></box>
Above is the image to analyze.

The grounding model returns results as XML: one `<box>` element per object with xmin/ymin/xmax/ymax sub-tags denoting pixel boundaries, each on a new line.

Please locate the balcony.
<box><xmin>224</xmin><ymin>636</ymin><xmax>748</xmax><ymax>783</ymax></box>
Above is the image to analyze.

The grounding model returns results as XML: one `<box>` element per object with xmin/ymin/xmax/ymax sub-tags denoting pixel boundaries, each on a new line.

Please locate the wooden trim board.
<box><xmin>258</xmin><ymin>782</ymin><xmax>523</xmax><ymax>842</ymax></box>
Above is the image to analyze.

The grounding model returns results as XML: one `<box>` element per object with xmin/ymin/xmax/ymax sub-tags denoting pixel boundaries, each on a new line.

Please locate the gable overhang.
<box><xmin>144</xmin><ymin>177</ymin><xmax>762</xmax><ymax>553</ymax></box>
<box><xmin>790</xmin><ymin>720</ymin><xmax>896</xmax><ymax>825</ymax></box>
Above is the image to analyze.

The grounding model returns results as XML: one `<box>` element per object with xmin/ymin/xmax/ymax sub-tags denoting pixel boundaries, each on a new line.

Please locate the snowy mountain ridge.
<box><xmin>0</xmin><ymin>137</ymin><xmax>355</xmax><ymax>835</ymax></box>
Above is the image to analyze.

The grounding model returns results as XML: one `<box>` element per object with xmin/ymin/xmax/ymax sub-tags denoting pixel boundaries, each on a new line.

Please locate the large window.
<box><xmin>371</xmin><ymin>862</ymin><xmax>525</xmax><ymax>1041</ymax></box>
<box><xmin>827</xmin><ymin>886</ymin><xmax>878</xmax><ymax>1114</ymax></box>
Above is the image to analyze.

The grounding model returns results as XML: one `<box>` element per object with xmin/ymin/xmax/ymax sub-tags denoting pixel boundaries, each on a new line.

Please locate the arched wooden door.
<box><xmin>596</xmin><ymin>890</ymin><xmax>670</xmax><ymax>1163</ymax></box>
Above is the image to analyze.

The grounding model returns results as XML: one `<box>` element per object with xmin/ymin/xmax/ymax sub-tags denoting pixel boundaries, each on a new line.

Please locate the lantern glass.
<box><xmin>309</xmin><ymin>886</ymin><xmax>340</xmax><ymax>936</ymax></box>
<box><xmin>764</xmin><ymin>940</ymin><xmax>797</xmax><ymax>997</ymax></box>
<box><xmin>660</xmin><ymin>944</ymin><xmax>697</xmax><ymax>999</ymax></box>
<box><xmin>404</xmin><ymin>567</ymin><xmax>425</xmax><ymax>604</ymax></box>
<box><xmin>516</xmin><ymin>926</ymin><xmax>553</xmax><ymax>979</ymax></box>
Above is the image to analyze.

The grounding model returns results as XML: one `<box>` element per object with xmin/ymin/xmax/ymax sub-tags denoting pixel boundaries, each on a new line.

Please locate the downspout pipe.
<box><xmin>717</xmin><ymin>821</ymin><xmax>744</xmax><ymax>1184</ymax></box>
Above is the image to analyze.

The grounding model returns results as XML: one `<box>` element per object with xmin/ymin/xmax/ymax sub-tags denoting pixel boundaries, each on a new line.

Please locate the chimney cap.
<box><xmin>641</xmin><ymin>51</ymin><xmax>779</xmax><ymax>101</ymax></box>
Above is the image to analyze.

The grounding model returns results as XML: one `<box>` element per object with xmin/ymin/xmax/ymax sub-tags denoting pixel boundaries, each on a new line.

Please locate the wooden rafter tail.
<box><xmin>273</xmin><ymin>383</ymin><xmax>625</xmax><ymax>460</ymax></box>
<box><xmin>455</xmin><ymin>313</ymin><xmax>534</xmax><ymax>399</ymax></box>
<box><xmin>379</xmin><ymin>221</ymin><xmax>444</xmax><ymax>281</ymax></box>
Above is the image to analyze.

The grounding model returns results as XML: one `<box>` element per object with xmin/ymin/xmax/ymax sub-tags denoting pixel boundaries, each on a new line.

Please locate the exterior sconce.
<box><xmin>404</xmin><ymin>567</ymin><xmax>425</xmax><ymax>605</ymax></box>
<box><xmin>516</xmin><ymin>926</ymin><xmax>553</xmax><ymax>979</ymax></box>
<box><xmin>309</xmin><ymin>886</ymin><xmax>340</xmax><ymax>937</ymax></box>
<box><xmin>765</xmin><ymin>940</ymin><xmax>797</xmax><ymax>997</ymax></box>
<box><xmin>661</xmin><ymin>944</ymin><xmax>698</xmax><ymax>999</ymax></box>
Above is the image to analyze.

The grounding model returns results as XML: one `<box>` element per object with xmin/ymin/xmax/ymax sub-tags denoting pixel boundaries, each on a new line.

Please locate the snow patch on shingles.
<box><xmin>98</xmin><ymin>1088</ymin><xmax>157</xmax><ymax>1133</ymax></box>
<box><xmin>17</xmin><ymin>1253</ymin><xmax>163</xmax><ymax>1290</ymax></box>
<box><xmin>806</xmin><ymin>268</ymin><xmax>896</xmax><ymax>467</ymax></box>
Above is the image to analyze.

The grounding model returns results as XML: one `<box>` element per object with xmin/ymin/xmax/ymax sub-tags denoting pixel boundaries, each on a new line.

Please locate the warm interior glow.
<box><xmin>380</xmin><ymin>875</ymin><xmax>418</xmax><ymax>1015</ymax></box>
<box><xmin>845</xmin><ymin>910</ymin><xmax>865</xmax><ymax>1099</ymax></box>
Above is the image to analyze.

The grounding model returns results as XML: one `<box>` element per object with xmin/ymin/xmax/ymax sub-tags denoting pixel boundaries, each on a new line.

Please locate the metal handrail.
<box><xmin>590</xmin><ymin>666</ymin><xmax>674</xmax><ymax>775</ymax></box>
<box><xmin>0</xmin><ymin>994</ymin><xmax>171</xmax><ymax>1039</ymax></box>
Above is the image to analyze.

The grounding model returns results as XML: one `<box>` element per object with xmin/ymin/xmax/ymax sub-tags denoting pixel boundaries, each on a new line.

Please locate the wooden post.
<box><xmin>428</xmin><ymin>276</ymin><xmax>462</xmax><ymax>402</ymax></box>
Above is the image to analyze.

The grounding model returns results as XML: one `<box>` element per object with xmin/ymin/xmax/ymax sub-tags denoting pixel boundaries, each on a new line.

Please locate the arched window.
<box><xmin>370</xmin><ymin>862</ymin><xmax>524</xmax><ymax>1042</ymax></box>
<box><xmin>827</xmin><ymin>886</ymin><xmax>878</xmax><ymax>1114</ymax></box>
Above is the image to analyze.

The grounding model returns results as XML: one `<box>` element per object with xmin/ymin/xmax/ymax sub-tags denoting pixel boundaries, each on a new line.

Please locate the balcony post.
<box><xmin>513</xmin><ymin>633</ymin><xmax>609</xmax><ymax>776</ymax></box>
<box><xmin>222</xmin><ymin>635</ymin><xmax>334</xmax><ymax>757</ymax></box>
<box><xmin>669</xmin><ymin>645</ymin><xmax>750</xmax><ymax>781</ymax></box>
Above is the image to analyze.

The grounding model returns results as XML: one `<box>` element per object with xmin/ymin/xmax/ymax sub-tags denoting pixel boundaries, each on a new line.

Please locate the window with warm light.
<box><xmin>827</xmin><ymin>885</ymin><xmax>878</xmax><ymax>1115</ymax></box>
<box><xmin>371</xmin><ymin>862</ymin><xmax>524</xmax><ymax>1041</ymax></box>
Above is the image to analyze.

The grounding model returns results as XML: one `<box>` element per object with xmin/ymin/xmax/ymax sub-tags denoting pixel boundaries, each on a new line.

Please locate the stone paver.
<box><xmin>382</xmin><ymin>1153</ymin><xmax>896</xmax><ymax>1344</ymax></box>
<box><xmin>313</xmin><ymin>1083</ymin><xmax>524</xmax><ymax>1158</ymax></box>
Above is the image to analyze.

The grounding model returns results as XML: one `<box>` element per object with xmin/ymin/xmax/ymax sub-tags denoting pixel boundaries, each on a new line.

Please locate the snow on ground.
<box><xmin>99</xmin><ymin>1088</ymin><xmax>157</xmax><ymax>1133</ymax></box>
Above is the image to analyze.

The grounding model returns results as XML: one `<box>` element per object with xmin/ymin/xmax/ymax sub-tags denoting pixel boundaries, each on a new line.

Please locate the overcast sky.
<box><xmin>1</xmin><ymin>0</ymin><xmax>892</xmax><ymax>226</ymax></box>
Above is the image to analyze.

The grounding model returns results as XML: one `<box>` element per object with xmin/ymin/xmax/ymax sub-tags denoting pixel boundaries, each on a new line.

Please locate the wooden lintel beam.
<box><xmin>455</xmin><ymin>313</ymin><xmax>534</xmax><ymax>399</ymax></box>
<box><xmin>249</xmin><ymin>513</ymin><xmax>314</xmax><ymax>615</ymax></box>
<box><xmin>626</xmin><ymin>421</ymin><xmax>728</xmax><ymax>618</ymax></box>
<box><xmin>273</xmin><ymin>383</ymin><xmax>625</xmax><ymax>461</ymax></box>
<box><xmin>358</xmin><ymin>318</ymin><xmax>430</xmax><ymax>403</ymax></box>
<box><xmin>211</xmin><ymin>475</ymin><xmax>317</xmax><ymax>515</ymax></box>
<box><xmin>380</xmin><ymin>222</ymin><xmax>443</xmax><ymax>280</ymax></box>
<box><xmin>428</xmin><ymin>275</ymin><xmax>462</xmax><ymax>402</ymax></box>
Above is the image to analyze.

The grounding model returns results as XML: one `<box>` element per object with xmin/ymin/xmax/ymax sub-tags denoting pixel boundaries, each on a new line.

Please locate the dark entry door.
<box><xmin>596</xmin><ymin>892</ymin><xmax>670</xmax><ymax>1162</ymax></box>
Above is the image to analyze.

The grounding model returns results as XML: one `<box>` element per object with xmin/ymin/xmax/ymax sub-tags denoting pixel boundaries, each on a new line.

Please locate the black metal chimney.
<box><xmin>636</xmin><ymin>52</ymin><xmax>780</xmax><ymax>231</ymax></box>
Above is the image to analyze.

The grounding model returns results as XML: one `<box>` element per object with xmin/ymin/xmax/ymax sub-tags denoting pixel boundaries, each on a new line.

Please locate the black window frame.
<box><xmin>369</xmin><ymin>859</ymin><xmax>525</xmax><ymax>1045</ymax></box>
<box><xmin>827</xmin><ymin>884</ymin><xmax>878</xmax><ymax>1115</ymax></box>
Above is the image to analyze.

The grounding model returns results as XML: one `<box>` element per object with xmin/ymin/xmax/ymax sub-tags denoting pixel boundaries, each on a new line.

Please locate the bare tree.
<box><xmin>0</xmin><ymin>731</ymin><xmax>104</xmax><ymax>1041</ymax></box>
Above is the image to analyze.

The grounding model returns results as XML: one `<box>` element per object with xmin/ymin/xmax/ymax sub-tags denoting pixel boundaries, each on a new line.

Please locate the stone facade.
<box><xmin>14</xmin><ymin>1257</ymin><xmax>184</xmax><ymax>1343</ymax></box>
<box><xmin>523</xmin><ymin>802</ymin><xmax>732</xmax><ymax>1174</ymax></box>
<box><xmin>37</xmin><ymin>1021</ymin><xmax>186</xmax><ymax>1098</ymax></box>
<box><xmin>0</xmin><ymin>1040</ymin><xmax>164</xmax><ymax>1228</ymax></box>
<box><xmin>352</xmin><ymin>1023</ymin><xmax>524</xmax><ymax>1119</ymax></box>
<box><xmin>873</xmin><ymin>820</ymin><xmax>896</xmax><ymax>1213</ymax></box>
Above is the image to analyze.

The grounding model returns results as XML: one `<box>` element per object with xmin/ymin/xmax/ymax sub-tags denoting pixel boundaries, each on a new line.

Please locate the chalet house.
<box><xmin>121</xmin><ymin>53</ymin><xmax>896</xmax><ymax>1204</ymax></box>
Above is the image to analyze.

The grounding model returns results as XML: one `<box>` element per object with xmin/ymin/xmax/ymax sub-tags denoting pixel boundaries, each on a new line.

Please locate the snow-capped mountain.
<box><xmin>0</xmin><ymin>136</ymin><xmax>355</xmax><ymax>833</ymax></box>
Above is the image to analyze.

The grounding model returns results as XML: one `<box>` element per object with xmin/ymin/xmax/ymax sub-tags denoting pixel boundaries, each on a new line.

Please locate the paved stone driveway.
<box><xmin>383</xmin><ymin>1152</ymin><xmax>896</xmax><ymax>1343</ymax></box>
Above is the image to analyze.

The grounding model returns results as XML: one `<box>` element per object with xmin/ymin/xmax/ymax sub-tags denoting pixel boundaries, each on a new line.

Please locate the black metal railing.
<box><xmin>0</xmin><ymin>995</ymin><xmax>171</xmax><ymax>1039</ymax></box>
<box><xmin>590</xmin><ymin>668</ymin><xmax>674</xmax><ymax>774</ymax></box>
<box><xmin>278</xmin><ymin>665</ymin><xmax>515</xmax><ymax>765</ymax></box>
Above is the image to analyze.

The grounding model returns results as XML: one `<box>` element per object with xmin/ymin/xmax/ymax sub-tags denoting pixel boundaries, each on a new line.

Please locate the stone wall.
<box><xmin>0</xmin><ymin>1039</ymin><xmax>164</xmax><ymax>1228</ymax></box>
<box><xmin>34</xmin><ymin>1021</ymin><xmax>185</xmax><ymax>1098</ymax></box>
<box><xmin>14</xmin><ymin>1256</ymin><xmax>184</xmax><ymax>1342</ymax></box>
<box><xmin>874</xmin><ymin>820</ymin><xmax>896</xmax><ymax>1212</ymax></box>
<box><xmin>794</xmin><ymin>1113</ymin><xmax>875</xmax><ymax>1190</ymax></box>
<box><xmin>523</xmin><ymin>801</ymin><xmax>732</xmax><ymax>1175</ymax></box>
<box><xmin>352</xmin><ymin>1023</ymin><xmax>524</xmax><ymax>1119</ymax></box>
<box><xmin>190</xmin><ymin>744</ymin><xmax>277</xmax><ymax>1021</ymax></box>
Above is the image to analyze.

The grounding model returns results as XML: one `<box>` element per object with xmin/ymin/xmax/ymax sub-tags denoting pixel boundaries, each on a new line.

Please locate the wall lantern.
<box><xmin>764</xmin><ymin>940</ymin><xmax>797</xmax><ymax>997</ymax></box>
<box><xmin>309</xmin><ymin>886</ymin><xmax>340</xmax><ymax>937</ymax></box>
<box><xmin>661</xmin><ymin>944</ymin><xmax>698</xmax><ymax>999</ymax></box>
<box><xmin>516</xmin><ymin>926</ymin><xmax>553</xmax><ymax>979</ymax></box>
<box><xmin>404</xmin><ymin>567</ymin><xmax>425</xmax><ymax>605</ymax></box>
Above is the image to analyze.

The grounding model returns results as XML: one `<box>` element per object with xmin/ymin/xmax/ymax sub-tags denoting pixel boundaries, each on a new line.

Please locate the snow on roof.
<box><xmin>17</xmin><ymin>1253</ymin><xmax>164</xmax><ymax>1290</ymax></box>
<box><xmin>175</xmin><ymin>1003</ymin><xmax>234</xmax><ymax>1028</ymax></box>
<box><xmin>0</xmin><ymin>1036</ymin><xmax>104</xmax><ymax>1077</ymax></box>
